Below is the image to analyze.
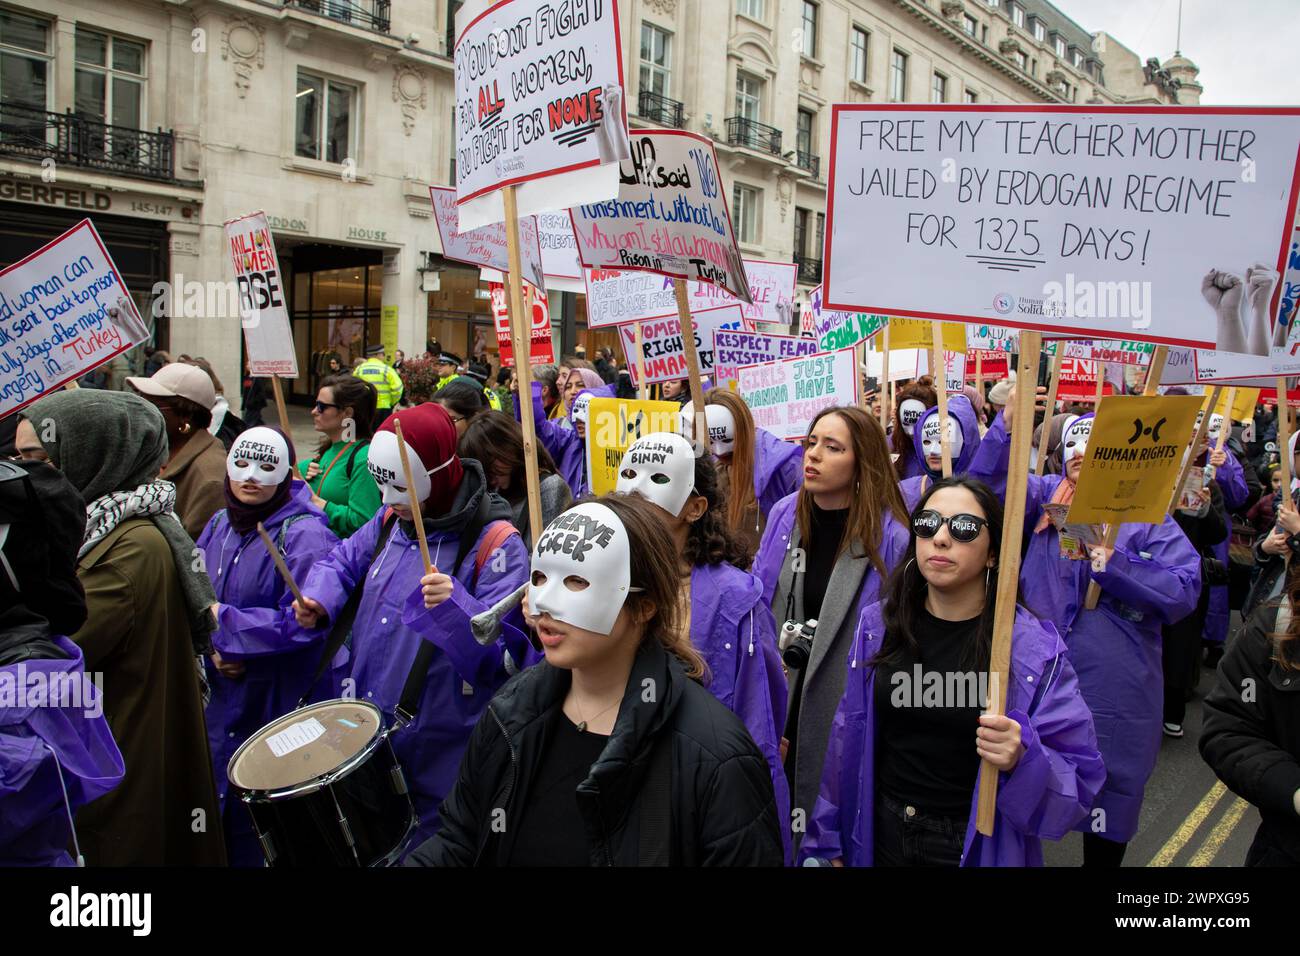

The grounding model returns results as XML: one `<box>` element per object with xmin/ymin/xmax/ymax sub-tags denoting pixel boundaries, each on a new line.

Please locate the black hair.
<box><xmin>316</xmin><ymin>373</ymin><xmax>378</xmax><ymax>454</ymax></box>
<box><xmin>434</xmin><ymin>380</ymin><xmax>489</xmax><ymax>420</ymax></box>
<box><xmin>682</xmin><ymin>450</ymin><xmax>752</xmax><ymax>570</ymax></box>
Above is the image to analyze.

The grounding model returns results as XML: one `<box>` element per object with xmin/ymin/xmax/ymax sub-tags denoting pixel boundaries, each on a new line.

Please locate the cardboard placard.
<box><xmin>969</xmin><ymin>350</ymin><xmax>1009</xmax><ymax>378</ymax></box>
<box><xmin>490</xmin><ymin>282</ymin><xmax>554</xmax><ymax>367</ymax></box>
<box><xmin>712</xmin><ymin>328</ymin><xmax>820</xmax><ymax>386</ymax></box>
<box><xmin>584</xmin><ymin>396</ymin><xmax>682</xmax><ymax>496</ymax></box>
<box><xmin>224</xmin><ymin>211</ymin><xmax>297</xmax><ymax>377</ymax></box>
<box><xmin>583</xmin><ymin>258</ymin><xmax>788</xmax><ymax>329</ymax></box>
<box><xmin>431</xmin><ymin>185</ymin><xmax>546</xmax><ymax>290</ymax></box>
<box><xmin>616</xmin><ymin>304</ymin><xmax>744</xmax><ymax>386</ymax></box>
<box><xmin>808</xmin><ymin>284</ymin><xmax>889</xmax><ymax>351</ymax></box>
<box><xmin>735</xmin><ymin>346</ymin><xmax>860</xmax><ymax>442</ymax></box>
<box><xmin>1057</xmin><ymin>357</ymin><xmax>1118</xmax><ymax>402</ymax></box>
<box><xmin>1059</xmin><ymin>339</ymin><xmax>1156</xmax><ymax>366</ymax></box>
<box><xmin>886</xmin><ymin>317</ymin><xmax>967</xmax><ymax>352</ymax></box>
<box><xmin>966</xmin><ymin>324</ymin><xmax>1021</xmax><ymax>352</ymax></box>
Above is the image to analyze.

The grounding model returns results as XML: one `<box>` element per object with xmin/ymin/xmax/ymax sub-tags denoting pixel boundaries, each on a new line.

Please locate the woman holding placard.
<box><xmin>980</xmin><ymin>400</ymin><xmax>1201</xmax><ymax>866</ymax></box>
<box><xmin>752</xmin><ymin>405</ymin><xmax>910</xmax><ymax>850</ymax></box>
<box><xmin>196</xmin><ymin>426</ymin><xmax>339</xmax><ymax>866</ymax></box>
<box><xmin>898</xmin><ymin>394</ymin><xmax>985</xmax><ymax>512</ymax></box>
<box><xmin>800</xmin><ymin>477</ymin><xmax>1103</xmax><ymax>866</ymax></box>
<box><xmin>890</xmin><ymin>378</ymin><xmax>937</xmax><ymax>481</ymax></box>
<box><xmin>291</xmin><ymin>404</ymin><xmax>532</xmax><ymax>851</ymax></box>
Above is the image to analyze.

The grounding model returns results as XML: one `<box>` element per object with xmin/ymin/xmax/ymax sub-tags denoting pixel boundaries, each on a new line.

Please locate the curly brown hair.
<box><xmin>891</xmin><ymin>377</ymin><xmax>937</xmax><ymax>480</ymax></box>
<box><xmin>681</xmin><ymin>449</ymin><xmax>753</xmax><ymax>570</ymax></box>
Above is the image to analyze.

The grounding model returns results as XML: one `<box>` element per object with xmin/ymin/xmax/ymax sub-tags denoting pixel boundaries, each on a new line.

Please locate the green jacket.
<box><xmin>297</xmin><ymin>440</ymin><xmax>383</xmax><ymax>538</ymax></box>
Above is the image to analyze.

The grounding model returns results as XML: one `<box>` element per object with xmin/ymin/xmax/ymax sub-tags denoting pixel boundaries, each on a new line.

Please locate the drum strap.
<box><xmin>637</xmin><ymin>734</ymin><xmax>673</xmax><ymax>866</ymax></box>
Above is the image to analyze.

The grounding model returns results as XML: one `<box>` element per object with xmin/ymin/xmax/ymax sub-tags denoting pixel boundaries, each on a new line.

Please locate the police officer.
<box><xmin>353</xmin><ymin>345</ymin><xmax>404</xmax><ymax>427</ymax></box>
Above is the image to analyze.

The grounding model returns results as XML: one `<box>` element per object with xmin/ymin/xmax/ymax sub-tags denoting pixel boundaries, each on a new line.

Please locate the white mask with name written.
<box><xmin>367</xmin><ymin>431</ymin><xmax>455</xmax><ymax>509</ymax></box>
<box><xmin>920</xmin><ymin>413</ymin><xmax>963</xmax><ymax>462</ymax></box>
<box><xmin>1061</xmin><ymin>415</ymin><xmax>1094</xmax><ymax>463</ymax></box>
<box><xmin>529</xmin><ymin>503</ymin><xmax>638</xmax><ymax>636</ymax></box>
<box><xmin>682</xmin><ymin>402</ymin><xmax>736</xmax><ymax>457</ymax></box>
<box><xmin>899</xmin><ymin>399</ymin><xmax>927</xmax><ymax>437</ymax></box>
<box><xmin>617</xmin><ymin>433</ymin><xmax>697</xmax><ymax>518</ymax></box>
<box><xmin>226</xmin><ymin>427</ymin><xmax>291</xmax><ymax>486</ymax></box>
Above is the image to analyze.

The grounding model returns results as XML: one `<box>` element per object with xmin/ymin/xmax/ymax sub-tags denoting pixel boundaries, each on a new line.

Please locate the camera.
<box><xmin>779</xmin><ymin>618</ymin><xmax>818</xmax><ymax>671</ymax></box>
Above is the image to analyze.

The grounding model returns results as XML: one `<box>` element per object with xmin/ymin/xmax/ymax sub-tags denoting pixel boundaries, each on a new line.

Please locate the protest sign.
<box><xmin>571</xmin><ymin>129</ymin><xmax>751</xmax><ymax>302</ymax></box>
<box><xmin>490</xmin><ymin>282</ymin><xmax>554</xmax><ymax>367</ymax></box>
<box><xmin>583</xmin><ymin>258</ymin><xmax>784</xmax><ymax>329</ymax></box>
<box><xmin>809</xmin><ymin>285</ymin><xmax>888</xmax><ymax>351</ymax></box>
<box><xmin>864</xmin><ymin>347</ymin><xmax>925</xmax><ymax>382</ymax></box>
<box><xmin>915</xmin><ymin>349</ymin><xmax>967</xmax><ymax>392</ymax></box>
<box><xmin>1060</xmin><ymin>340</ymin><xmax>1156</xmax><ymax>366</ymax></box>
<box><xmin>712</xmin><ymin>328</ymin><xmax>819</xmax><ymax>385</ymax></box>
<box><xmin>224</xmin><ymin>211</ymin><xmax>297</xmax><ymax>378</ymax></box>
<box><xmin>886</xmin><ymin>317</ymin><xmax>967</xmax><ymax>352</ymax></box>
<box><xmin>681</xmin><ymin>258</ymin><xmax>795</xmax><ymax>326</ymax></box>
<box><xmin>735</xmin><ymin>347</ymin><xmax>859</xmax><ymax>442</ymax></box>
<box><xmin>585</xmin><ymin>396</ymin><xmax>681</xmax><ymax>496</ymax></box>
<box><xmin>617</xmin><ymin>304</ymin><xmax>743</xmax><ymax>386</ymax></box>
<box><xmin>825</xmin><ymin>105</ymin><xmax>1300</xmax><ymax>352</ymax></box>
<box><xmin>452</xmin><ymin>0</ymin><xmax>629</xmax><ymax>231</ymax></box>
<box><xmin>1066</xmin><ymin>394</ymin><xmax>1206</xmax><ymax>524</ymax></box>
<box><xmin>0</xmin><ymin>219</ymin><xmax>148</xmax><ymax>418</ymax></box>
<box><xmin>966</xmin><ymin>324</ymin><xmax>1021</xmax><ymax>352</ymax></box>
<box><xmin>1057</xmin><ymin>357</ymin><xmax>1115</xmax><ymax>402</ymax></box>
<box><xmin>970</xmin><ymin>350</ymin><xmax>1009</xmax><ymax>379</ymax></box>
<box><xmin>1163</xmin><ymin>343</ymin><xmax>1300</xmax><ymax>385</ymax></box>
<box><xmin>1201</xmin><ymin>385</ymin><xmax>1261</xmax><ymax>423</ymax></box>
<box><xmin>431</xmin><ymin>186</ymin><xmax>546</xmax><ymax>290</ymax></box>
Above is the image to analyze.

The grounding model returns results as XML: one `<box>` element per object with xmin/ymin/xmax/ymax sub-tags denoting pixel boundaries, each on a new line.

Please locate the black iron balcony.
<box><xmin>726</xmin><ymin>116</ymin><xmax>782</xmax><ymax>156</ymax></box>
<box><xmin>795</xmin><ymin>255</ymin><xmax>822</xmax><ymax>285</ymax></box>
<box><xmin>0</xmin><ymin>104</ymin><xmax>174</xmax><ymax>182</ymax></box>
<box><xmin>796</xmin><ymin>150</ymin><xmax>820</xmax><ymax>178</ymax></box>
<box><xmin>286</xmin><ymin>0</ymin><xmax>391</xmax><ymax>34</ymax></box>
<box><xmin>638</xmin><ymin>90</ymin><xmax>685</xmax><ymax>128</ymax></box>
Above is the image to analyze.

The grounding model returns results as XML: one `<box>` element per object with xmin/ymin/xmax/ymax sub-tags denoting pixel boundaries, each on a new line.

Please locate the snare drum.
<box><xmin>228</xmin><ymin>699</ymin><xmax>417</xmax><ymax>867</ymax></box>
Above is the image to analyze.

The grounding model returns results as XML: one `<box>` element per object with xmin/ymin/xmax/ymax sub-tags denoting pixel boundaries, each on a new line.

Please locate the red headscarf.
<box><xmin>378</xmin><ymin>404</ymin><xmax>464</xmax><ymax>517</ymax></box>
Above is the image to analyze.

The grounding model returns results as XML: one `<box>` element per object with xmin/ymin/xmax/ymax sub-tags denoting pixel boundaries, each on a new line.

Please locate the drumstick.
<box><xmin>256</xmin><ymin>522</ymin><xmax>305</xmax><ymax>605</ymax></box>
<box><xmin>393</xmin><ymin>418</ymin><xmax>435</xmax><ymax>576</ymax></box>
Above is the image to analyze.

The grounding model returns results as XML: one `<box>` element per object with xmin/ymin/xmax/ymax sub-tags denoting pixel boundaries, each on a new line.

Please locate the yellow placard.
<box><xmin>584</xmin><ymin>397</ymin><xmax>683</xmax><ymax>496</ymax></box>
<box><xmin>884</xmin><ymin>319</ymin><xmax>967</xmax><ymax>352</ymax></box>
<box><xmin>381</xmin><ymin>305</ymin><xmax>399</xmax><ymax>363</ymax></box>
<box><xmin>1201</xmin><ymin>387</ymin><xmax>1261</xmax><ymax>423</ymax></box>
<box><xmin>1067</xmin><ymin>395</ymin><xmax>1206</xmax><ymax>525</ymax></box>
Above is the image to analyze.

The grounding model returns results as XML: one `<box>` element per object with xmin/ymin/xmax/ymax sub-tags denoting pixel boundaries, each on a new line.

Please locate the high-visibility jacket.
<box><xmin>354</xmin><ymin>358</ymin><xmax>404</xmax><ymax>409</ymax></box>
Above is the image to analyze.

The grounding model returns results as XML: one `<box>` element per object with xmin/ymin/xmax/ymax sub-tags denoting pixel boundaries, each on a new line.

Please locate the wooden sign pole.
<box><xmin>1278</xmin><ymin>376</ymin><xmax>1293</xmax><ymax>511</ymax></box>
<box><xmin>1214</xmin><ymin>388</ymin><xmax>1237</xmax><ymax>457</ymax></box>
<box><xmin>880</xmin><ymin>323</ymin><xmax>891</xmax><ymax>430</ymax></box>
<box><xmin>633</xmin><ymin>321</ymin><xmax>647</xmax><ymax>402</ymax></box>
<box><xmin>393</xmin><ymin>417</ymin><xmax>434</xmax><ymax>576</ymax></box>
<box><xmin>931</xmin><ymin>319</ymin><xmax>952</xmax><ymax>477</ymax></box>
<box><xmin>502</xmin><ymin>185</ymin><xmax>545</xmax><ymax>546</ymax></box>
<box><xmin>674</xmin><ymin>279</ymin><xmax>708</xmax><ymax>450</ymax></box>
<box><xmin>271</xmin><ymin>375</ymin><xmax>290</xmax><ymax>433</ymax></box>
<box><xmin>1093</xmin><ymin>360</ymin><xmax>1106</xmax><ymax>406</ymax></box>
<box><xmin>857</xmin><ymin>340</ymin><xmax>869</xmax><ymax>413</ymax></box>
<box><xmin>1168</xmin><ymin>385</ymin><xmax>1222</xmax><ymax>515</ymax></box>
<box><xmin>1035</xmin><ymin>348</ymin><xmax>1064</xmax><ymax>477</ymax></box>
<box><xmin>975</xmin><ymin>330</ymin><xmax>1042</xmax><ymax>837</ymax></box>
<box><xmin>975</xmin><ymin>350</ymin><xmax>983</xmax><ymax>391</ymax></box>
<box><xmin>256</xmin><ymin>522</ymin><xmax>305</xmax><ymax>604</ymax></box>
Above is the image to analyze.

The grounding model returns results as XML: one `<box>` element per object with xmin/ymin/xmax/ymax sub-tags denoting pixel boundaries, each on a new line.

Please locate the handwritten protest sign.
<box><xmin>916</xmin><ymin>349</ymin><xmax>967</xmax><ymax>393</ymax></box>
<box><xmin>452</xmin><ymin>0</ymin><xmax>629</xmax><ymax>231</ymax></box>
<box><xmin>712</xmin><ymin>328</ymin><xmax>819</xmax><ymax>385</ymax></box>
<box><xmin>538</xmin><ymin>210</ymin><xmax>582</xmax><ymax>280</ymax></box>
<box><xmin>583</xmin><ymin>257</ymin><xmax>784</xmax><ymax>329</ymax></box>
<box><xmin>1060</xmin><ymin>339</ymin><xmax>1156</xmax><ymax>366</ymax></box>
<box><xmin>572</xmin><ymin>129</ymin><xmax>751</xmax><ymax>303</ymax></box>
<box><xmin>616</xmin><ymin>304</ymin><xmax>744</xmax><ymax>386</ymax></box>
<box><xmin>736</xmin><ymin>347</ymin><xmax>859</xmax><ymax>442</ymax></box>
<box><xmin>1</xmin><ymin>219</ymin><xmax>148</xmax><ymax>418</ymax></box>
<box><xmin>490</xmin><ymin>282</ymin><xmax>554</xmax><ymax>367</ymax></box>
<box><xmin>584</xmin><ymin>396</ymin><xmax>681</xmax><ymax>496</ymax></box>
<box><xmin>224</xmin><ymin>211</ymin><xmax>297</xmax><ymax>377</ymax></box>
<box><xmin>825</xmin><ymin>105</ymin><xmax>1300</xmax><ymax>351</ymax></box>
<box><xmin>1067</xmin><ymin>394</ymin><xmax>1205</xmax><ymax>524</ymax></box>
<box><xmin>864</xmin><ymin>347</ymin><xmax>925</xmax><ymax>383</ymax></box>
<box><xmin>431</xmin><ymin>186</ymin><xmax>545</xmax><ymax>290</ymax></box>
<box><xmin>808</xmin><ymin>285</ymin><xmax>887</xmax><ymax>351</ymax></box>
<box><xmin>1199</xmin><ymin>386</ymin><xmax>1262</xmax><ymax>423</ymax></box>
<box><xmin>966</xmin><ymin>325</ymin><xmax>1021</xmax><ymax>352</ymax></box>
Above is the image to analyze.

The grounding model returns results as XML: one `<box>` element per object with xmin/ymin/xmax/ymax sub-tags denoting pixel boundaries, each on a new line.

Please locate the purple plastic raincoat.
<box><xmin>1205</xmin><ymin>451</ymin><xmax>1248</xmax><ymax>645</ymax></box>
<box><xmin>754</xmin><ymin>427</ymin><xmax>804</xmax><ymax>519</ymax></box>
<box><xmin>899</xmin><ymin>395</ymin><xmax>983</xmax><ymax>512</ymax></box>
<box><xmin>517</xmin><ymin>381</ymin><xmax>616</xmax><ymax>498</ymax></box>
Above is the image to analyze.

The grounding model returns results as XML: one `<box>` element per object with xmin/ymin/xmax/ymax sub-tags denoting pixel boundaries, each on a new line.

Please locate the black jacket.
<box><xmin>405</xmin><ymin>640</ymin><xmax>783</xmax><ymax>866</ymax></box>
<box><xmin>1199</xmin><ymin>602</ymin><xmax>1300</xmax><ymax>864</ymax></box>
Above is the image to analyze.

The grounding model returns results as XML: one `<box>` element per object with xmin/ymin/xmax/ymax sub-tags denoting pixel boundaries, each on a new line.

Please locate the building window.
<box><xmin>74</xmin><ymin>28</ymin><xmax>146</xmax><ymax>131</ymax></box>
<box><xmin>964</xmin><ymin>89</ymin><xmax>978</xmax><ymax>103</ymax></box>
<box><xmin>797</xmin><ymin>108</ymin><xmax>814</xmax><ymax>157</ymax></box>
<box><xmin>0</xmin><ymin>9</ymin><xmax>51</xmax><ymax>111</ymax></box>
<box><xmin>850</xmin><ymin>27</ymin><xmax>869</xmax><ymax>83</ymax></box>
<box><xmin>890</xmin><ymin>49</ymin><xmax>907</xmax><ymax>101</ymax></box>
<box><xmin>1012</xmin><ymin>4</ymin><xmax>1024</xmax><ymax>28</ymax></box>
<box><xmin>987</xmin><ymin>0</ymin><xmax>999</xmax><ymax>7</ymax></box>
<box><xmin>733</xmin><ymin>184</ymin><xmax>761</xmax><ymax>245</ymax></box>
<box><xmin>1033</xmin><ymin>21</ymin><xmax>1045</xmax><ymax>41</ymax></box>
<box><xmin>932</xmin><ymin>73</ymin><xmax>947</xmax><ymax>103</ymax></box>
<box><xmin>735</xmin><ymin>71</ymin><xmax>762</xmax><ymax>122</ymax></box>
<box><xmin>1072</xmin><ymin>49</ymin><xmax>1083</xmax><ymax>68</ymax></box>
<box><xmin>1054</xmin><ymin>36</ymin><xmax>1066</xmax><ymax>58</ymax></box>
<box><xmin>982</xmin><ymin>24</ymin><xmax>989</xmax><ymax>44</ymax></box>
<box><xmin>737</xmin><ymin>0</ymin><xmax>765</xmax><ymax>20</ymax></box>
<box><xmin>800</xmin><ymin>2</ymin><xmax>818</xmax><ymax>58</ymax></box>
<box><xmin>1014</xmin><ymin>51</ymin><xmax>1027</xmax><ymax>70</ymax></box>
<box><xmin>794</xmin><ymin>206</ymin><xmax>809</xmax><ymax>258</ymax></box>
<box><xmin>963</xmin><ymin>14</ymin><xmax>977</xmax><ymax>37</ymax></box>
<box><xmin>639</xmin><ymin>23</ymin><xmax>672</xmax><ymax>98</ymax></box>
<box><xmin>296</xmin><ymin>71</ymin><xmax>357</xmax><ymax>164</ymax></box>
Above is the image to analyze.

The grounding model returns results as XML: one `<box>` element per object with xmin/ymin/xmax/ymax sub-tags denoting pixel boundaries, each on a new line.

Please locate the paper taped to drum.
<box><xmin>265</xmin><ymin>717</ymin><xmax>326</xmax><ymax>758</ymax></box>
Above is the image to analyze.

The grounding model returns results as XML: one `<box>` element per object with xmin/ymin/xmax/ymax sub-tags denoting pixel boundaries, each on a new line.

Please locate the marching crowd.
<box><xmin>2</xmin><ymin>352</ymin><xmax>1299</xmax><ymax>869</ymax></box>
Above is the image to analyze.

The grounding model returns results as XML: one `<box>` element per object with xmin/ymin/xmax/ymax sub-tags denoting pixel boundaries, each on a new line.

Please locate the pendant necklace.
<box><xmin>572</xmin><ymin>697</ymin><xmax>621</xmax><ymax>733</ymax></box>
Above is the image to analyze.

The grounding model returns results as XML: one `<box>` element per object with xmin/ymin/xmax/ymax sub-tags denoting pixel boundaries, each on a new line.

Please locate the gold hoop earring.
<box><xmin>181</xmin><ymin>422</ymin><xmax>192</xmax><ymax>434</ymax></box>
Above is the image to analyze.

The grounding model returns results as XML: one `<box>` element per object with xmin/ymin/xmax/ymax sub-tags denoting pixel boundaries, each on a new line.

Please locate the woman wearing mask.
<box><xmin>404</xmin><ymin>496</ymin><xmax>783</xmax><ymax>866</ymax></box>
<box><xmin>516</xmin><ymin>378</ymin><xmax>615</xmax><ymax>498</ymax></box>
<box><xmin>801</xmin><ymin>478</ymin><xmax>1103</xmax><ymax>866</ymax></box>
<box><xmin>196</xmin><ymin>427</ymin><xmax>340</xmax><ymax>866</ymax></box>
<box><xmin>752</xmin><ymin>405</ymin><xmax>910</xmax><ymax>849</ymax></box>
<box><xmin>891</xmin><ymin>378</ymin><xmax>937</xmax><ymax>482</ymax></box>
<box><xmin>15</xmin><ymin>390</ymin><xmax>226</xmax><ymax>865</ymax></box>
<box><xmin>899</xmin><ymin>394</ymin><xmax>986</xmax><ymax>511</ymax></box>
<box><xmin>980</xmin><ymin>399</ymin><xmax>1201</xmax><ymax>866</ymax></box>
<box><xmin>298</xmin><ymin>374</ymin><xmax>382</xmax><ymax>539</ymax></box>
<box><xmin>1030</xmin><ymin>412</ymin><xmax>1074</xmax><ymax>476</ymax></box>
<box><xmin>459</xmin><ymin>410</ymin><xmax>571</xmax><ymax>549</ymax></box>
<box><xmin>616</xmin><ymin>433</ymin><xmax>790</xmax><ymax>854</ymax></box>
<box><xmin>292</xmin><ymin>403</ymin><xmax>531</xmax><ymax>849</ymax></box>
<box><xmin>126</xmin><ymin>362</ymin><xmax>227</xmax><ymax>538</ymax></box>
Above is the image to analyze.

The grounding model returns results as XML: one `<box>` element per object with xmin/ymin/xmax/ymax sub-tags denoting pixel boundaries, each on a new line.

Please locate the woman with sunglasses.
<box><xmin>801</xmin><ymin>477</ymin><xmax>1103</xmax><ymax>866</ymax></box>
<box><xmin>898</xmin><ymin>394</ymin><xmax>986</xmax><ymax>512</ymax></box>
<box><xmin>752</xmin><ymin>405</ymin><xmax>910</xmax><ymax>852</ymax></box>
<box><xmin>978</xmin><ymin>397</ymin><xmax>1201</xmax><ymax>866</ymax></box>
<box><xmin>297</xmin><ymin>374</ymin><xmax>382</xmax><ymax>539</ymax></box>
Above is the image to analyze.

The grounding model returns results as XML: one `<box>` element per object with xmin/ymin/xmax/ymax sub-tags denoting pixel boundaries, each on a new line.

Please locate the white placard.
<box><xmin>431</xmin><ymin>185</ymin><xmax>546</xmax><ymax>290</ymax></box>
<box><xmin>712</xmin><ymin>328</ymin><xmax>820</xmax><ymax>386</ymax></box>
<box><xmin>825</xmin><ymin>105</ymin><xmax>1300</xmax><ymax>353</ymax></box>
<box><xmin>584</xmin><ymin>258</ymin><xmax>788</xmax><ymax>329</ymax></box>
<box><xmin>572</xmin><ymin>129</ymin><xmax>751</xmax><ymax>303</ymax></box>
<box><xmin>453</xmin><ymin>0</ymin><xmax>629</xmax><ymax>231</ymax></box>
<box><xmin>538</xmin><ymin>210</ymin><xmax>582</xmax><ymax>279</ymax></box>
<box><xmin>265</xmin><ymin>717</ymin><xmax>326</xmax><ymax>758</ymax></box>
<box><xmin>616</xmin><ymin>304</ymin><xmax>744</xmax><ymax>386</ymax></box>
<box><xmin>917</xmin><ymin>350</ymin><xmax>968</xmax><ymax>393</ymax></box>
<box><xmin>736</xmin><ymin>347</ymin><xmax>860</xmax><ymax>442</ymax></box>
<box><xmin>0</xmin><ymin>219</ymin><xmax>148</xmax><ymax>417</ymax></box>
<box><xmin>966</xmin><ymin>324</ymin><xmax>1021</xmax><ymax>353</ymax></box>
<box><xmin>224</xmin><ymin>211</ymin><xmax>298</xmax><ymax>377</ymax></box>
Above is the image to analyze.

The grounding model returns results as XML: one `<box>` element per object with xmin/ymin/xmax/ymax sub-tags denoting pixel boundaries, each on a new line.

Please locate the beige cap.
<box><xmin>126</xmin><ymin>363</ymin><xmax>217</xmax><ymax>410</ymax></box>
<box><xmin>987</xmin><ymin>379</ymin><xmax>1014</xmax><ymax>407</ymax></box>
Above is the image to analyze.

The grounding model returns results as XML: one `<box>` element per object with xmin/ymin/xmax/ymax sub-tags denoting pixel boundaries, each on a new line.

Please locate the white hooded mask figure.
<box><xmin>920</xmin><ymin>413</ymin><xmax>963</xmax><ymax>463</ymax></box>
<box><xmin>1061</xmin><ymin>415</ymin><xmax>1093</xmax><ymax>464</ymax></box>
<box><xmin>1206</xmin><ymin>413</ymin><xmax>1225</xmax><ymax>445</ymax></box>
<box><xmin>530</xmin><ymin>502</ymin><xmax>638</xmax><ymax>636</ymax></box>
<box><xmin>899</xmin><ymin>399</ymin><xmax>927</xmax><ymax>437</ymax></box>
<box><xmin>366</xmin><ymin>431</ymin><xmax>455</xmax><ymax>509</ymax></box>
<box><xmin>616</xmin><ymin>432</ymin><xmax>697</xmax><ymax>518</ymax></box>
<box><xmin>227</xmin><ymin>427</ymin><xmax>291</xmax><ymax>486</ymax></box>
<box><xmin>682</xmin><ymin>402</ymin><xmax>736</xmax><ymax>457</ymax></box>
<box><xmin>570</xmin><ymin>391</ymin><xmax>594</xmax><ymax>427</ymax></box>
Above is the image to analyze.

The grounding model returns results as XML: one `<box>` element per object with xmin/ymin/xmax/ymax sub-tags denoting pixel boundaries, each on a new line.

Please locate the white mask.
<box><xmin>227</xmin><ymin>427</ymin><xmax>291</xmax><ymax>486</ymax></box>
<box><xmin>682</xmin><ymin>402</ymin><xmax>736</xmax><ymax>456</ymax></box>
<box><xmin>570</xmin><ymin>391</ymin><xmax>594</xmax><ymax>426</ymax></box>
<box><xmin>1206</xmin><ymin>414</ymin><xmax>1224</xmax><ymax>444</ymax></box>
<box><xmin>367</xmin><ymin>431</ymin><xmax>455</xmax><ymax>509</ymax></box>
<box><xmin>530</xmin><ymin>502</ymin><xmax>637</xmax><ymax>636</ymax></box>
<box><xmin>920</xmin><ymin>413</ymin><xmax>963</xmax><ymax>462</ymax></box>
<box><xmin>899</xmin><ymin>399</ymin><xmax>927</xmax><ymax>437</ymax></box>
<box><xmin>617</xmin><ymin>433</ymin><xmax>697</xmax><ymax>518</ymax></box>
<box><xmin>1062</xmin><ymin>416</ymin><xmax>1093</xmax><ymax>463</ymax></box>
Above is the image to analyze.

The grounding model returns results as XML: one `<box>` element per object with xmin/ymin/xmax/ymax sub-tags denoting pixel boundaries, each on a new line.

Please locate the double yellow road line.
<box><xmin>1147</xmin><ymin>781</ymin><xmax>1251</xmax><ymax>867</ymax></box>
